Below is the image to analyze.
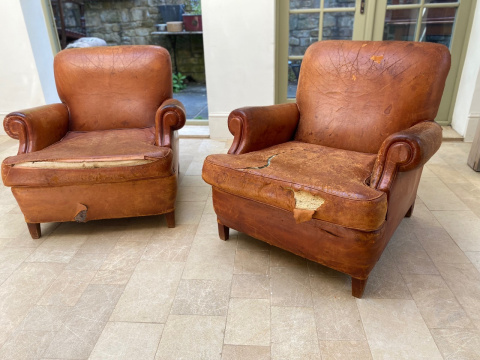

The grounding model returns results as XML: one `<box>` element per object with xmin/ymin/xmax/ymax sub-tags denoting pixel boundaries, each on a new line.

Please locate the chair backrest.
<box><xmin>294</xmin><ymin>41</ymin><xmax>450</xmax><ymax>154</ymax></box>
<box><xmin>54</xmin><ymin>45</ymin><xmax>172</xmax><ymax>131</ymax></box>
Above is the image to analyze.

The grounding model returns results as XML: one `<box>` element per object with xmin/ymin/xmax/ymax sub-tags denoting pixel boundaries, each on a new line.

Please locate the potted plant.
<box><xmin>183</xmin><ymin>0</ymin><xmax>202</xmax><ymax>32</ymax></box>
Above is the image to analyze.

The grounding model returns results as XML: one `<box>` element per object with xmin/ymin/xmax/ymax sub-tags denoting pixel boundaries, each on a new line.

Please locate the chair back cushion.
<box><xmin>294</xmin><ymin>41</ymin><xmax>450</xmax><ymax>153</ymax></box>
<box><xmin>54</xmin><ymin>45</ymin><xmax>172</xmax><ymax>131</ymax></box>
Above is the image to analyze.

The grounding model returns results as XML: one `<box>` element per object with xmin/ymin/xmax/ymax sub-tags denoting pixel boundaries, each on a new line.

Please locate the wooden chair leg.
<box><xmin>27</xmin><ymin>223</ymin><xmax>41</xmax><ymax>239</ymax></box>
<box><xmin>218</xmin><ymin>222</ymin><xmax>229</xmax><ymax>241</ymax></box>
<box><xmin>165</xmin><ymin>211</ymin><xmax>175</xmax><ymax>228</ymax></box>
<box><xmin>352</xmin><ymin>277</ymin><xmax>368</xmax><ymax>298</ymax></box>
<box><xmin>405</xmin><ymin>201</ymin><xmax>415</xmax><ymax>218</ymax></box>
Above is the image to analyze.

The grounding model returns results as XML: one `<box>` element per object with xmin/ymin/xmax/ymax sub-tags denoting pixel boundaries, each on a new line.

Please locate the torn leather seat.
<box><xmin>2</xmin><ymin>45</ymin><xmax>185</xmax><ymax>239</ymax></box>
<box><xmin>202</xmin><ymin>40</ymin><xmax>450</xmax><ymax>298</ymax></box>
<box><xmin>203</xmin><ymin>141</ymin><xmax>387</xmax><ymax>231</ymax></box>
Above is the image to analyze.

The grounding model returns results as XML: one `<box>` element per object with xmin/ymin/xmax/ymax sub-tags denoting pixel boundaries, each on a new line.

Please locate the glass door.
<box><xmin>276</xmin><ymin>0</ymin><xmax>476</xmax><ymax>124</ymax></box>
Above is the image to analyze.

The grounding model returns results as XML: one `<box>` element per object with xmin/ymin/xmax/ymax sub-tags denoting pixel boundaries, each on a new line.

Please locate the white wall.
<box><xmin>0</xmin><ymin>0</ymin><xmax>59</xmax><ymax>135</ymax></box>
<box><xmin>202</xmin><ymin>0</ymin><xmax>276</xmax><ymax>139</ymax></box>
<box><xmin>452</xmin><ymin>0</ymin><xmax>480</xmax><ymax>142</ymax></box>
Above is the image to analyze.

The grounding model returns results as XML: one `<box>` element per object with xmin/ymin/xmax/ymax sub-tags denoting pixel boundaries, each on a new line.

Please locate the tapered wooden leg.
<box><xmin>405</xmin><ymin>201</ymin><xmax>415</xmax><ymax>218</ymax></box>
<box><xmin>27</xmin><ymin>222</ymin><xmax>41</xmax><ymax>239</ymax></box>
<box><xmin>218</xmin><ymin>222</ymin><xmax>229</xmax><ymax>241</ymax></box>
<box><xmin>352</xmin><ymin>277</ymin><xmax>368</xmax><ymax>298</ymax></box>
<box><xmin>165</xmin><ymin>211</ymin><xmax>175</xmax><ymax>228</ymax></box>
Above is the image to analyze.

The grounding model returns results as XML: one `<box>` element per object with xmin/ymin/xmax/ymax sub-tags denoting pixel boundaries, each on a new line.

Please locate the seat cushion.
<box><xmin>202</xmin><ymin>141</ymin><xmax>387</xmax><ymax>231</ymax></box>
<box><xmin>2</xmin><ymin>127</ymin><xmax>174</xmax><ymax>187</ymax></box>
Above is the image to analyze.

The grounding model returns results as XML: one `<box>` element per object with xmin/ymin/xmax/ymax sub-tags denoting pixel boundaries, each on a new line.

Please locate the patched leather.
<box><xmin>203</xmin><ymin>141</ymin><xmax>387</xmax><ymax>231</ymax></box>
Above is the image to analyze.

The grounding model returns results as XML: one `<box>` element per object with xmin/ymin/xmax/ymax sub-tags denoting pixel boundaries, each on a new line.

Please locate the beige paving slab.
<box><xmin>175</xmin><ymin>201</ymin><xmax>206</xmax><ymax>224</ymax></box>
<box><xmin>361</xmin><ymin>251</ymin><xmax>411</xmax><ymax>299</ymax></box>
<box><xmin>155</xmin><ymin>315</ymin><xmax>225</xmax><ymax>360</ymax></box>
<box><xmin>236</xmin><ymin>233</ymin><xmax>271</xmax><ymax>251</ymax></box>
<box><xmin>417</xmin><ymin>177</ymin><xmax>469</xmax><ymax>211</ymax></box>
<box><xmin>38</xmin><ymin>269</ymin><xmax>96</xmax><ymax>306</ymax></box>
<box><xmin>25</xmin><ymin>235</ymin><xmax>86</xmax><ymax>263</ymax></box>
<box><xmin>179</xmin><ymin>175</ymin><xmax>210</xmax><ymax>187</ymax></box>
<box><xmin>19</xmin><ymin>305</ymin><xmax>70</xmax><ymax>332</ymax></box>
<box><xmin>270</xmin><ymin>266</ymin><xmax>313</xmax><ymax>307</ymax></box>
<box><xmin>435</xmin><ymin>262</ymin><xmax>480</xmax><ymax>326</ymax></box>
<box><xmin>310</xmin><ymin>276</ymin><xmax>366</xmax><ymax>341</ymax></box>
<box><xmin>465</xmin><ymin>251</ymin><xmax>480</xmax><ymax>272</ymax></box>
<box><xmin>0</xmin><ymin>330</ymin><xmax>56</xmax><ymax>360</ymax></box>
<box><xmin>431</xmin><ymin>328</ymin><xmax>480</xmax><ymax>360</ymax></box>
<box><xmin>0</xmin><ymin>262</ymin><xmax>64</xmax><ymax>346</ymax></box>
<box><xmin>182</xmin><ymin>234</ymin><xmax>236</xmax><ymax>281</ymax></box>
<box><xmin>234</xmin><ymin>249</ymin><xmax>269</xmax><ymax>275</ymax></box>
<box><xmin>0</xmin><ymin>213</ymin><xmax>30</xmax><ymax>238</ymax></box>
<box><xmin>230</xmin><ymin>274</ymin><xmax>270</xmax><ymax>299</ymax></box>
<box><xmin>357</xmin><ymin>299</ymin><xmax>442</xmax><ymax>359</ymax></box>
<box><xmin>89</xmin><ymin>322</ymin><xmax>164</xmax><ymax>360</ymax></box>
<box><xmin>143</xmin><ymin>225</ymin><xmax>196</xmax><ymax>262</ymax></box>
<box><xmin>270</xmin><ymin>247</ymin><xmax>308</xmax><ymax>268</ymax></box>
<box><xmin>271</xmin><ymin>306</ymin><xmax>320</xmax><ymax>360</ymax></box>
<box><xmin>65</xmin><ymin>251</ymin><xmax>108</xmax><ymax>271</ymax></box>
<box><xmin>221</xmin><ymin>345</ymin><xmax>271</xmax><ymax>360</ymax></box>
<box><xmin>319</xmin><ymin>341</ymin><xmax>373</xmax><ymax>360</ymax></box>
<box><xmin>110</xmin><ymin>261</ymin><xmax>184</xmax><ymax>323</ymax></box>
<box><xmin>403</xmin><ymin>274</ymin><xmax>473</xmax><ymax>329</ymax></box>
<box><xmin>90</xmin><ymin>241</ymin><xmax>146</xmax><ymax>285</ymax></box>
<box><xmin>0</xmin><ymin>247</ymin><xmax>35</xmax><ymax>284</ymax></box>
<box><xmin>43</xmin><ymin>284</ymin><xmax>124</xmax><ymax>359</ymax></box>
<box><xmin>171</xmin><ymin>279</ymin><xmax>231</xmax><ymax>316</ymax></box>
<box><xmin>177</xmin><ymin>186</ymin><xmax>211</xmax><ymax>202</ymax></box>
<box><xmin>224</xmin><ymin>298</ymin><xmax>270</xmax><ymax>346</ymax></box>
<box><xmin>185</xmin><ymin>161</ymin><xmax>204</xmax><ymax>176</ymax></box>
<box><xmin>432</xmin><ymin>210</ymin><xmax>480</xmax><ymax>251</ymax></box>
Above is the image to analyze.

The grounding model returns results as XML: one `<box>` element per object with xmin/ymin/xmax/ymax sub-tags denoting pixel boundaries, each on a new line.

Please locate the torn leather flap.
<box><xmin>292</xmin><ymin>189</ymin><xmax>325</xmax><ymax>223</ymax></box>
<box><xmin>74</xmin><ymin>203</ymin><xmax>88</xmax><ymax>223</ymax></box>
<box><xmin>293</xmin><ymin>209</ymin><xmax>316</xmax><ymax>224</ymax></box>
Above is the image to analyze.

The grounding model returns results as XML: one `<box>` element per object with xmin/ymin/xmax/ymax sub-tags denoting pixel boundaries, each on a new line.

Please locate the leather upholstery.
<box><xmin>202</xmin><ymin>40</ymin><xmax>450</xmax><ymax>297</ymax></box>
<box><xmin>2</xmin><ymin>45</ymin><xmax>184</xmax><ymax>238</ymax></box>
<box><xmin>204</xmin><ymin>141</ymin><xmax>386</xmax><ymax>231</ymax></box>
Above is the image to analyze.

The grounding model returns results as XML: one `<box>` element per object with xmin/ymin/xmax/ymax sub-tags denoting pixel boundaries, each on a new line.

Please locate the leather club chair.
<box><xmin>202</xmin><ymin>41</ymin><xmax>450</xmax><ymax>298</ymax></box>
<box><xmin>2</xmin><ymin>45</ymin><xmax>185</xmax><ymax>239</ymax></box>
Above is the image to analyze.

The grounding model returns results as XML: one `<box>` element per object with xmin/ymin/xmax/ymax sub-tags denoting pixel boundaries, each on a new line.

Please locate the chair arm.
<box><xmin>227</xmin><ymin>103</ymin><xmax>300</xmax><ymax>154</ymax></box>
<box><xmin>155</xmin><ymin>98</ymin><xmax>186</xmax><ymax>148</ymax></box>
<box><xmin>370</xmin><ymin>121</ymin><xmax>442</xmax><ymax>192</ymax></box>
<box><xmin>4</xmin><ymin>104</ymin><xmax>69</xmax><ymax>155</ymax></box>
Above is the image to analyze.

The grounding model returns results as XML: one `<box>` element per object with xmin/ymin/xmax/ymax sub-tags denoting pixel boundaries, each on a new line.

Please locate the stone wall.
<box><xmin>56</xmin><ymin>0</ymin><xmax>205</xmax><ymax>83</ymax></box>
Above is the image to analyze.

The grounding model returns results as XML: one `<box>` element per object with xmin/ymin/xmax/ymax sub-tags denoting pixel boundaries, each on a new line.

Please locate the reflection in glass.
<box><xmin>323</xmin><ymin>12</ymin><xmax>354</xmax><ymax>40</ymax></box>
<box><xmin>290</xmin><ymin>0</ymin><xmax>321</xmax><ymax>9</ymax></box>
<box><xmin>424</xmin><ymin>0</ymin><xmax>459</xmax><ymax>4</ymax></box>
<box><xmin>387</xmin><ymin>0</ymin><xmax>420</xmax><ymax>5</ymax></box>
<box><xmin>419</xmin><ymin>7</ymin><xmax>456</xmax><ymax>48</ymax></box>
<box><xmin>383</xmin><ymin>9</ymin><xmax>420</xmax><ymax>41</ymax></box>
<box><xmin>289</xmin><ymin>13</ymin><xmax>320</xmax><ymax>56</ymax></box>
<box><xmin>324</xmin><ymin>0</ymin><xmax>356</xmax><ymax>8</ymax></box>
<box><xmin>287</xmin><ymin>60</ymin><xmax>302</xmax><ymax>99</ymax></box>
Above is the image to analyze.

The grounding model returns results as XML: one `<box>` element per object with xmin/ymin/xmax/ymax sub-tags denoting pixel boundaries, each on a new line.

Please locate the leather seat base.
<box><xmin>12</xmin><ymin>175</ymin><xmax>177</xmax><ymax>223</ymax></box>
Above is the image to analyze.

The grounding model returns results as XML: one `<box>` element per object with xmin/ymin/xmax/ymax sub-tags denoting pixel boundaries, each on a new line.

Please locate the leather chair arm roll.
<box><xmin>371</xmin><ymin>121</ymin><xmax>442</xmax><ymax>192</ymax></box>
<box><xmin>155</xmin><ymin>98</ymin><xmax>186</xmax><ymax>148</ymax></box>
<box><xmin>227</xmin><ymin>103</ymin><xmax>300</xmax><ymax>155</ymax></box>
<box><xmin>4</xmin><ymin>104</ymin><xmax>69</xmax><ymax>155</ymax></box>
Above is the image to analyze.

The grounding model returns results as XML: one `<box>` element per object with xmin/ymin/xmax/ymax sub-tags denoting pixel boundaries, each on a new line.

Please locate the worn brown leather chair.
<box><xmin>202</xmin><ymin>41</ymin><xmax>450</xmax><ymax>297</ymax></box>
<box><xmin>2</xmin><ymin>45</ymin><xmax>185</xmax><ymax>239</ymax></box>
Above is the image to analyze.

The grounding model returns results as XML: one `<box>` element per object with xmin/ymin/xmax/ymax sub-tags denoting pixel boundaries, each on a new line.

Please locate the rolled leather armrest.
<box><xmin>4</xmin><ymin>104</ymin><xmax>69</xmax><ymax>155</ymax></box>
<box><xmin>155</xmin><ymin>98</ymin><xmax>186</xmax><ymax>148</ymax></box>
<box><xmin>227</xmin><ymin>103</ymin><xmax>300</xmax><ymax>155</ymax></box>
<box><xmin>370</xmin><ymin>121</ymin><xmax>442</xmax><ymax>192</ymax></box>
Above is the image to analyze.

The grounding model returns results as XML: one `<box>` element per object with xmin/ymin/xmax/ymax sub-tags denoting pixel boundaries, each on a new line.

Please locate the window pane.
<box><xmin>419</xmin><ymin>7</ymin><xmax>457</xmax><ymax>48</ymax></box>
<box><xmin>387</xmin><ymin>0</ymin><xmax>420</xmax><ymax>5</ymax></box>
<box><xmin>325</xmin><ymin>0</ymin><xmax>356</xmax><ymax>8</ymax></box>
<box><xmin>383</xmin><ymin>9</ymin><xmax>420</xmax><ymax>41</ymax></box>
<box><xmin>289</xmin><ymin>13</ymin><xmax>320</xmax><ymax>56</ymax></box>
<box><xmin>425</xmin><ymin>0</ymin><xmax>459</xmax><ymax>4</ymax></box>
<box><xmin>323</xmin><ymin>12</ymin><xmax>355</xmax><ymax>40</ymax></box>
<box><xmin>287</xmin><ymin>60</ymin><xmax>302</xmax><ymax>99</ymax></box>
<box><xmin>290</xmin><ymin>0</ymin><xmax>321</xmax><ymax>9</ymax></box>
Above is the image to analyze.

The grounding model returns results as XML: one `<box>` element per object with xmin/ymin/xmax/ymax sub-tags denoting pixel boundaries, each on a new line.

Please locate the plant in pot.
<box><xmin>183</xmin><ymin>0</ymin><xmax>202</xmax><ymax>31</ymax></box>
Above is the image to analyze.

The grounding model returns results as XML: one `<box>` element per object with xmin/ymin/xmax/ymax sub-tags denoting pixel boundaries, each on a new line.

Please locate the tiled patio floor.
<box><xmin>0</xmin><ymin>135</ymin><xmax>479</xmax><ymax>359</ymax></box>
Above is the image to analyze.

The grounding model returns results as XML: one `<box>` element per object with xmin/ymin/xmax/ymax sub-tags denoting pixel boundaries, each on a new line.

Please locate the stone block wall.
<box><xmin>55</xmin><ymin>0</ymin><xmax>205</xmax><ymax>83</ymax></box>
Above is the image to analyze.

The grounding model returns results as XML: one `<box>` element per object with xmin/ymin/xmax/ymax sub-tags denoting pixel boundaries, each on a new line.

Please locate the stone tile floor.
<box><xmin>0</xmin><ymin>134</ymin><xmax>479</xmax><ymax>359</ymax></box>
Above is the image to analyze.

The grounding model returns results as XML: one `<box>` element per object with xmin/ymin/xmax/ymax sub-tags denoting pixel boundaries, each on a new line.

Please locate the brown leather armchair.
<box><xmin>202</xmin><ymin>41</ymin><xmax>450</xmax><ymax>298</ymax></box>
<box><xmin>2</xmin><ymin>45</ymin><xmax>185</xmax><ymax>239</ymax></box>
